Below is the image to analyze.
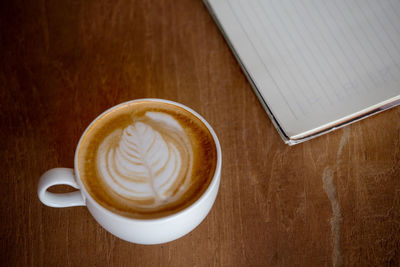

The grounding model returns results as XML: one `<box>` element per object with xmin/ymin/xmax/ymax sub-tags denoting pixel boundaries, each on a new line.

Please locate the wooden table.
<box><xmin>1</xmin><ymin>0</ymin><xmax>399</xmax><ymax>266</ymax></box>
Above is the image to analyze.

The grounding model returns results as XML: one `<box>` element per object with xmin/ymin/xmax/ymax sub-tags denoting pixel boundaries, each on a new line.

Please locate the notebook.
<box><xmin>204</xmin><ymin>0</ymin><xmax>400</xmax><ymax>145</ymax></box>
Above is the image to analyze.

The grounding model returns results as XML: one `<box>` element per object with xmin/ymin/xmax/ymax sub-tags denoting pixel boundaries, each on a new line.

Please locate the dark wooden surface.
<box><xmin>1</xmin><ymin>0</ymin><xmax>400</xmax><ymax>266</ymax></box>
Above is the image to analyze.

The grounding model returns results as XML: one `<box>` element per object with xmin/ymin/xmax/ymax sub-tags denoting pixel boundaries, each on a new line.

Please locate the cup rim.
<box><xmin>74</xmin><ymin>98</ymin><xmax>222</xmax><ymax>223</ymax></box>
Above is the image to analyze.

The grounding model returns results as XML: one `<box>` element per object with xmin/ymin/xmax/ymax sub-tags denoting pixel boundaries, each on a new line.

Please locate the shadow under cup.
<box><xmin>38</xmin><ymin>99</ymin><xmax>221</xmax><ymax>245</ymax></box>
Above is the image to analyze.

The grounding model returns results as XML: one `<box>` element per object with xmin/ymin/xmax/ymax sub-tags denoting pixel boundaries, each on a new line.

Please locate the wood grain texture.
<box><xmin>1</xmin><ymin>0</ymin><xmax>399</xmax><ymax>266</ymax></box>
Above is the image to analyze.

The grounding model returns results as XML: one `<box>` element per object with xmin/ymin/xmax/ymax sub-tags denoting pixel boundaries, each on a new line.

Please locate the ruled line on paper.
<box><xmin>389</xmin><ymin>0</ymin><xmax>400</xmax><ymax>20</ymax></box>
<box><xmin>234</xmin><ymin>0</ymin><xmax>327</xmax><ymax>116</ymax></box>
<box><xmin>290</xmin><ymin>0</ymin><xmax>358</xmax><ymax>100</ymax></box>
<box><xmin>265</xmin><ymin>0</ymin><xmax>331</xmax><ymax>109</ymax></box>
<box><xmin>235</xmin><ymin>0</ymin><xmax>310</xmax><ymax>116</ymax></box>
<box><xmin>317</xmin><ymin>0</ymin><xmax>374</xmax><ymax>92</ymax></box>
<box><xmin>226</xmin><ymin>0</ymin><xmax>400</xmax><ymax>106</ymax></box>
<box><xmin>283</xmin><ymin>0</ymin><xmax>337</xmax><ymax>105</ymax></box>
<box><xmin>363</xmin><ymin>0</ymin><xmax>400</xmax><ymax>73</ymax></box>
<box><xmin>226</xmin><ymin>0</ymin><xmax>298</xmax><ymax>119</ymax></box>
<box><xmin>208</xmin><ymin>0</ymin><xmax>400</xmax><ymax>138</ymax></box>
<box><xmin>336</xmin><ymin>0</ymin><xmax>395</xmax><ymax>82</ymax></box>
<box><xmin>379</xmin><ymin>1</ymin><xmax>400</xmax><ymax>45</ymax></box>
<box><xmin>324</xmin><ymin>0</ymin><xmax>382</xmax><ymax>89</ymax></box>
<box><xmin>305</xmin><ymin>0</ymin><xmax>372</xmax><ymax>95</ymax></box>
<box><xmin>252</xmin><ymin>0</ymin><xmax>329</xmax><ymax>111</ymax></box>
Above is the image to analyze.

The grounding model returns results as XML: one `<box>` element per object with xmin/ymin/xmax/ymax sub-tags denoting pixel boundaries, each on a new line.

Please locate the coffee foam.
<box><xmin>78</xmin><ymin>101</ymin><xmax>217</xmax><ymax>219</ymax></box>
<box><xmin>97</xmin><ymin>111</ymin><xmax>193</xmax><ymax>206</ymax></box>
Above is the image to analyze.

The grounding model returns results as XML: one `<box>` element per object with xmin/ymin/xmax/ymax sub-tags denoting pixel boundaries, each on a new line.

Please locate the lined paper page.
<box><xmin>206</xmin><ymin>0</ymin><xmax>400</xmax><ymax>139</ymax></box>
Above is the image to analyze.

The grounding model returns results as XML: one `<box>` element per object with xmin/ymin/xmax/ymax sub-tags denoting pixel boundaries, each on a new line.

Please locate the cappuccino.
<box><xmin>78</xmin><ymin>100</ymin><xmax>217</xmax><ymax>219</ymax></box>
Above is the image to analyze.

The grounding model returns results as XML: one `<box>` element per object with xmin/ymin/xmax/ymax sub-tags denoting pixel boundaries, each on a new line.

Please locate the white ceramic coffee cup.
<box><xmin>37</xmin><ymin>99</ymin><xmax>221</xmax><ymax>245</ymax></box>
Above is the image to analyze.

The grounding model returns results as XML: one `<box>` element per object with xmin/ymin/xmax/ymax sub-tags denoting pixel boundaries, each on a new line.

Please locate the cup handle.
<box><xmin>38</xmin><ymin>168</ymin><xmax>86</xmax><ymax>207</ymax></box>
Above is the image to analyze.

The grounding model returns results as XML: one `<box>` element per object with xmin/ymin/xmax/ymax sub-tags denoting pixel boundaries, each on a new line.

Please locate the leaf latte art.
<box><xmin>96</xmin><ymin>112</ymin><xmax>193</xmax><ymax>208</ymax></box>
<box><xmin>79</xmin><ymin>101</ymin><xmax>217</xmax><ymax>219</ymax></box>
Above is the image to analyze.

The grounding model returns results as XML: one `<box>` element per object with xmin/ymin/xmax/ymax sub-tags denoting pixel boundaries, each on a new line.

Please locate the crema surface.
<box><xmin>78</xmin><ymin>101</ymin><xmax>217</xmax><ymax>219</ymax></box>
